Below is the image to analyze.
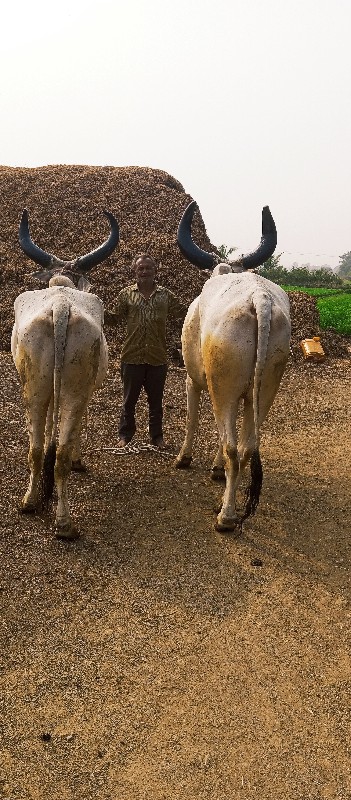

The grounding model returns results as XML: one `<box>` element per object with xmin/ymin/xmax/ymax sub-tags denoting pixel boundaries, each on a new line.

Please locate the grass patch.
<box><xmin>281</xmin><ymin>285</ymin><xmax>344</xmax><ymax>297</ymax></box>
<box><xmin>317</xmin><ymin>293</ymin><xmax>351</xmax><ymax>336</ymax></box>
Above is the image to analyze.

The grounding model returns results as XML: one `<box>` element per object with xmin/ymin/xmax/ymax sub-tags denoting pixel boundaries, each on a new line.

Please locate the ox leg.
<box><xmin>211</xmin><ymin>442</ymin><xmax>226</xmax><ymax>482</ymax></box>
<box><xmin>54</xmin><ymin>404</ymin><xmax>88</xmax><ymax>539</ymax></box>
<box><xmin>54</xmin><ymin>443</ymin><xmax>77</xmax><ymax>538</ymax></box>
<box><xmin>215</xmin><ymin>443</ymin><xmax>241</xmax><ymax>532</ymax></box>
<box><xmin>22</xmin><ymin>405</ymin><xmax>47</xmax><ymax>513</ymax></box>
<box><xmin>174</xmin><ymin>376</ymin><xmax>201</xmax><ymax>469</ymax></box>
<box><xmin>238</xmin><ymin>382</ymin><xmax>282</xmax><ymax>468</ymax></box>
<box><xmin>71</xmin><ymin>416</ymin><xmax>88</xmax><ymax>472</ymax></box>
<box><xmin>213</xmin><ymin>407</ymin><xmax>241</xmax><ymax>532</ymax></box>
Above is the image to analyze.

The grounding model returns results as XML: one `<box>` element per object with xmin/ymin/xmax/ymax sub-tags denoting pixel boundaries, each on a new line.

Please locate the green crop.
<box><xmin>281</xmin><ymin>286</ymin><xmax>351</xmax><ymax>335</ymax></box>
<box><xmin>317</xmin><ymin>293</ymin><xmax>351</xmax><ymax>336</ymax></box>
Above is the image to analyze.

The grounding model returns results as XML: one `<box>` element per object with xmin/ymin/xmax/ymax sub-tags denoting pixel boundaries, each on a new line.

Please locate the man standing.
<box><xmin>105</xmin><ymin>253</ymin><xmax>186</xmax><ymax>449</ymax></box>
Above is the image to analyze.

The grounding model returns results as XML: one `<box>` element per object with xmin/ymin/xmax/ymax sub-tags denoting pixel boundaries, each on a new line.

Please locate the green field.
<box><xmin>281</xmin><ymin>286</ymin><xmax>351</xmax><ymax>336</ymax></box>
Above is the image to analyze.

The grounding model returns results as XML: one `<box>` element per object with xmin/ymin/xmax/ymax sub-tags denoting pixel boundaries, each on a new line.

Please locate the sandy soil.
<box><xmin>0</xmin><ymin>350</ymin><xmax>350</xmax><ymax>800</ymax></box>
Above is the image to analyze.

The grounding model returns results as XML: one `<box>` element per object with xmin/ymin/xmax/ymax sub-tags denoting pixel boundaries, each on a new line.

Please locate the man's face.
<box><xmin>134</xmin><ymin>256</ymin><xmax>156</xmax><ymax>283</ymax></box>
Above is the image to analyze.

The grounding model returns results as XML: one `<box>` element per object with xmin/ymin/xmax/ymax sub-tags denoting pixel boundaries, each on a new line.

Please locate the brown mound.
<box><xmin>0</xmin><ymin>164</ymin><xmax>209</xmax><ymax>352</ymax></box>
<box><xmin>0</xmin><ymin>164</ymin><xmax>349</xmax><ymax>361</ymax></box>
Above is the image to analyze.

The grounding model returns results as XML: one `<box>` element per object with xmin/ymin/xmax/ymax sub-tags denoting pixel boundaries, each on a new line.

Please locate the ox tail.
<box><xmin>242</xmin><ymin>448</ymin><xmax>263</xmax><ymax>521</ymax></box>
<box><xmin>42</xmin><ymin>300</ymin><xmax>70</xmax><ymax>507</ymax></box>
<box><xmin>52</xmin><ymin>300</ymin><xmax>70</xmax><ymax>441</ymax></box>
<box><xmin>242</xmin><ymin>290</ymin><xmax>272</xmax><ymax>521</ymax></box>
<box><xmin>42</xmin><ymin>441</ymin><xmax>56</xmax><ymax>507</ymax></box>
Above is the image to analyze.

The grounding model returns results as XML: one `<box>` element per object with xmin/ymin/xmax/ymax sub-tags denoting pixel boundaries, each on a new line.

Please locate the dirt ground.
<box><xmin>0</xmin><ymin>347</ymin><xmax>350</xmax><ymax>800</ymax></box>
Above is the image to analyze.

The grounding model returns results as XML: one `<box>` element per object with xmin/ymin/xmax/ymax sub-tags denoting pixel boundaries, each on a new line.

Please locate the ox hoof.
<box><xmin>55</xmin><ymin>523</ymin><xmax>80</xmax><ymax>541</ymax></box>
<box><xmin>71</xmin><ymin>459</ymin><xmax>88</xmax><ymax>473</ymax></box>
<box><xmin>211</xmin><ymin>466</ymin><xmax>226</xmax><ymax>482</ymax></box>
<box><xmin>20</xmin><ymin>503</ymin><xmax>37</xmax><ymax>514</ymax></box>
<box><xmin>215</xmin><ymin>517</ymin><xmax>241</xmax><ymax>534</ymax></box>
<box><xmin>174</xmin><ymin>455</ymin><xmax>192</xmax><ymax>469</ymax></box>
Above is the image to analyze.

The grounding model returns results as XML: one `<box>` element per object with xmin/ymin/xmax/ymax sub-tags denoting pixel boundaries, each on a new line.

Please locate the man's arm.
<box><xmin>103</xmin><ymin>290</ymin><xmax>128</xmax><ymax>326</ymax></box>
<box><xmin>167</xmin><ymin>290</ymin><xmax>188</xmax><ymax>321</ymax></box>
<box><xmin>103</xmin><ymin>309</ymin><xmax>120</xmax><ymax>327</ymax></box>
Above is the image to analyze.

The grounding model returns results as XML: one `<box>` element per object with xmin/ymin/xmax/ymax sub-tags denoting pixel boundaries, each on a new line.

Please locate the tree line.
<box><xmin>258</xmin><ymin>254</ymin><xmax>346</xmax><ymax>288</ymax></box>
<box><xmin>217</xmin><ymin>245</ymin><xmax>351</xmax><ymax>288</ymax></box>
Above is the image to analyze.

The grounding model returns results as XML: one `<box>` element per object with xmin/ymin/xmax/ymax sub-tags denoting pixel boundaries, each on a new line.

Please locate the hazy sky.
<box><xmin>2</xmin><ymin>0</ymin><xmax>350</xmax><ymax>269</ymax></box>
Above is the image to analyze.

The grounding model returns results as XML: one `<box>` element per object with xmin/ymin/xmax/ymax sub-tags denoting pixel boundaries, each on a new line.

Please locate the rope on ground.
<box><xmin>93</xmin><ymin>443</ymin><xmax>175</xmax><ymax>460</ymax></box>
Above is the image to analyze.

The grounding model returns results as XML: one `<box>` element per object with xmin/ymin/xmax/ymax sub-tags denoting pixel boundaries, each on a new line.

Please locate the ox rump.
<box><xmin>12</xmin><ymin>209</ymin><xmax>119</xmax><ymax>539</ymax></box>
<box><xmin>175</xmin><ymin>201</ymin><xmax>291</xmax><ymax>533</ymax></box>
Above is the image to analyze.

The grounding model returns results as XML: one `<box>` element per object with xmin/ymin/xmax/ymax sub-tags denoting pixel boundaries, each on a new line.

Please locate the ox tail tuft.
<box><xmin>242</xmin><ymin>449</ymin><xmax>263</xmax><ymax>522</ymax></box>
<box><xmin>42</xmin><ymin>441</ymin><xmax>56</xmax><ymax>508</ymax></box>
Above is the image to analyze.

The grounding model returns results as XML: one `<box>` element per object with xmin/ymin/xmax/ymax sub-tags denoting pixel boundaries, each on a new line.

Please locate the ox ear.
<box><xmin>32</xmin><ymin>269</ymin><xmax>54</xmax><ymax>283</ymax></box>
<box><xmin>77</xmin><ymin>275</ymin><xmax>92</xmax><ymax>292</ymax></box>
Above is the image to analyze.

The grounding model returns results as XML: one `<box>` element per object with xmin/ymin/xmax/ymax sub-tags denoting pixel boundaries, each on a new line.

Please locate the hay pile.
<box><xmin>0</xmin><ymin>164</ymin><xmax>209</xmax><ymax>352</ymax></box>
<box><xmin>0</xmin><ymin>164</ymin><xmax>349</xmax><ymax>360</ymax></box>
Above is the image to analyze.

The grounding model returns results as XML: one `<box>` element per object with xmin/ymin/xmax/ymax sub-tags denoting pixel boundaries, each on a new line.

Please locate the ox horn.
<box><xmin>19</xmin><ymin>209</ymin><xmax>120</xmax><ymax>273</ymax></box>
<box><xmin>19</xmin><ymin>209</ymin><xmax>53</xmax><ymax>268</ymax></box>
<box><xmin>74</xmin><ymin>210</ymin><xmax>119</xmax><ymax>272</ymax></box>
<box><xmin>177</xmin><ymin>201</ymin><xmax>277</xmax><ymax>271</ymax></box>
<box><xmin>177</xmin><ymin>201</ymin><xmax>215</xmax><ymax>270</ymax></box>
<box><xmin>240</xmin><ymin>206</ymin><xmax>277</xmax><ymax>270</ymax></box>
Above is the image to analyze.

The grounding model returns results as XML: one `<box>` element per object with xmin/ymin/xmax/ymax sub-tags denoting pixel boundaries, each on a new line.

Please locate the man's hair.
<box><xmin>132</xmin><ymin>253</ymin><xmax>157</xmax><ymax>270</ymax></box>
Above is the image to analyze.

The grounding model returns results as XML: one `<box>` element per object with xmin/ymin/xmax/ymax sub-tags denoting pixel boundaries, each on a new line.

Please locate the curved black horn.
<box><xmin>74</xmin><ymin>210</ymin><xmax>119</xmax><ymax>273</ymax></box>
<box><xmin>240</xmin><ymin>206</ymin><xmax>277</xmax><ymax>270</ymax></box>
<box><xmin>177</xmin><ymin>201</ymin><xmax>215</xmax><ymax>271</ymax></box>
<box><xmin>19</xmin><ymin>209</ymin><xmax>53</xmax><ymax>267</ymax></box>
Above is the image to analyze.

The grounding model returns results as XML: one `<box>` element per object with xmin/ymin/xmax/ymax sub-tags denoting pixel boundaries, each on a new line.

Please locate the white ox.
<box><xmin>11</xmin><ymin>209</ymin><xmax>119</xmax><ymax>539</ymax></box>
<box><xmin>175</xmin><ymin>202</ymin><xmax>291</xmax><ymax>532</ymax></box>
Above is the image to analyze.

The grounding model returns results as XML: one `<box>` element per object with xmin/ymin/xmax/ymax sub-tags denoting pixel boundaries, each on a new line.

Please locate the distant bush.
<box><xmin>258</xmin><ymin>264</ymin><xmax>344</xmax><ymax>289</ymax></box>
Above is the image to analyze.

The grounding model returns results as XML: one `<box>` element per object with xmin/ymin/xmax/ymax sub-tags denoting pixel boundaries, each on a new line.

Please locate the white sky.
<box><xmin>1</xmin><ymin>0</ymin><xmax>350</xmax><ymax>268</ymax></box>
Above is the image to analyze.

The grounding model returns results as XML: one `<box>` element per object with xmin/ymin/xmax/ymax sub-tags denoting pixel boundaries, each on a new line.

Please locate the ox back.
<box><xmin>11</xmin><ymin>283</ymin><xmax>107</xmax><ymax>539</ymax></box>
<box><xmin>175</xmin><ymin>271</ymin><xmax>291</xmax><ymax>532</ymax></box>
